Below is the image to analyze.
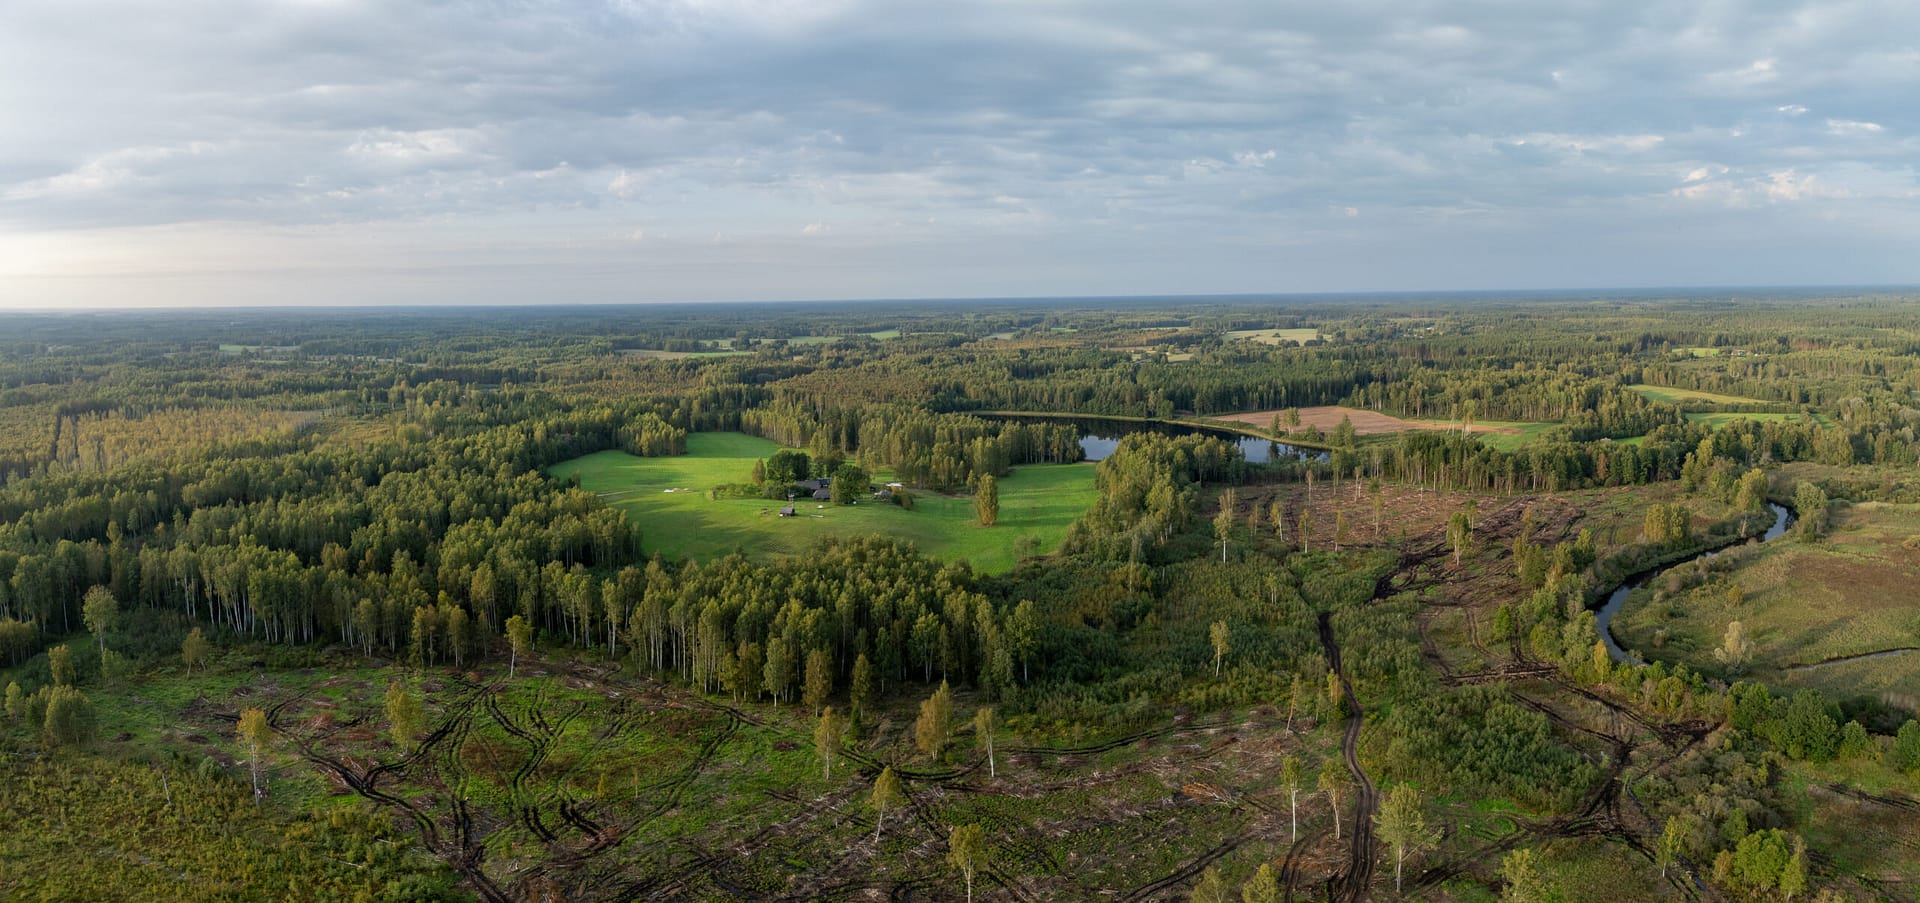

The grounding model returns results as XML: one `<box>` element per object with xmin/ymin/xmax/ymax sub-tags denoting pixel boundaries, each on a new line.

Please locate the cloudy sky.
<box><xmin>2</xmin><ymin>0</ymin><xmax>1916</xmax><ymax>307</ymax></box>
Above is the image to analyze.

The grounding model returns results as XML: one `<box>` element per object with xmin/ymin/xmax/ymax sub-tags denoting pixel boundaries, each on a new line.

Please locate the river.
<box><xmin>1595</xmin><ymin>502</ymin><xmax>1792</xmax><ymax>664</ymax></box>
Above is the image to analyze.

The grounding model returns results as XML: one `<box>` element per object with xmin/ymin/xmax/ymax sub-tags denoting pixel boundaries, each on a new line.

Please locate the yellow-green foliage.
<box><xmin>0</xmin><ymin>754</ymin><xmax>456</xmax><ymax>901</ymax></box>
<box><xmin>0</xmin><ymin>404</ymin><xmax>313</xmax><ymax>477</ymax></box>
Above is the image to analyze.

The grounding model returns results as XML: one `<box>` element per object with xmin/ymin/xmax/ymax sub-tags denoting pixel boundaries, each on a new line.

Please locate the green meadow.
<box><xmin>1224</xmin><ymin>327</ymin><xmax>1320</xmax><ymax>345</ymax></box>
<box><xmin>1685</xmin><ymin>411</ymin><xmax>1805</xmax><ymax>428</ymax></box>
<box><xmin>1626</xmin><ymin>384</ymin><xmax>1773</xmax><ymax>406</ymax></box>
<box><xmin>549</xmin><ymin>432</ymin><xmax>1098</xmax><ymax>572</ymax></box>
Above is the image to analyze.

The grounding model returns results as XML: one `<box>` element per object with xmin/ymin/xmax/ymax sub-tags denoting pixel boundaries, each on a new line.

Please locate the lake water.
<box><xmin>988</xmin><ymin>415</ymin><xmax>1326</xmax><ymax>464</ymax></box>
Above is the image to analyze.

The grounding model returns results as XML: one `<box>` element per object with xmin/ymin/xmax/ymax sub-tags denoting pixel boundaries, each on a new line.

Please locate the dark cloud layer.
<box><xmin>3</xmin><ymin>0</ymin><xmax>1916</xmax><ymax>306</ymax></box>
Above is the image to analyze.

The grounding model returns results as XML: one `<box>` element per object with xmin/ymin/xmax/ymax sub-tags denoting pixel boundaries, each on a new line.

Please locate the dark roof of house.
<box><xmin>812</xmin><ymin>488</ymin><xmax>831</xmax><ymax>500</ymax></box>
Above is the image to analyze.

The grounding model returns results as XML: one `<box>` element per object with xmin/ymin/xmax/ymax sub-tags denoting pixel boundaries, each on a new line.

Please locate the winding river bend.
<box><xmin>1596</xmin><ymin>502</ymin><xmax>1793</xmax><ymax>664</ymax></box>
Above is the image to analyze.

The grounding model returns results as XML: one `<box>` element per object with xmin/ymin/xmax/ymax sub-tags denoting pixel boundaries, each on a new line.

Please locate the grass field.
<box><xmin>1408</xmin><ymin>419</ymin><xmax>1561</xmax><ymax>451</ymax></box>
<box><xmin>1685</xmin><ymin>411</ymin><xmax>1804</xmax><ymax>428</ymax></box>
<box><xmin>1612</xmin><ymin>501</ymin><xmax>1920</xmax><ymax>699</ymax></box>
<box><xmin>1210</xmin><ymin>405</ymin><xmax>1556</xmax><ymax>451</ymax></box>
<box><xmin>618</xmin><ymin>348</ymin><xmax>751</xmax><ymax>359</ymax></box>
<box><xmin>548</xmin><ymin>432</ymin><xmax>1098</xmax><ymax>572</ymax></box>
<box><xmin>1782</xmin><ymin>758</ymin><xmax>1920</xmax><ymax>885</ymax></box>
<box><xmin>786</xmin><ymin>329</ymin><xmax>901</xmax><ymax>345</ymax></box>
<box><xmin>1225</xmin><ymin>327</ymin><xmax>1319</xmax><ymax>345</ymax></box>
<box><xmin>1626</xmin><ymin>384</ymin><xmax>1772</xmax><ymax>406</ymax></box>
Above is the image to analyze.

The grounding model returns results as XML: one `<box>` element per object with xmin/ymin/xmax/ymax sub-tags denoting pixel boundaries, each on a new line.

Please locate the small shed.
<box><xmin>779</xmin><ymin>505</ymin><xmax>796</xmax><ymax>517</ymax></box>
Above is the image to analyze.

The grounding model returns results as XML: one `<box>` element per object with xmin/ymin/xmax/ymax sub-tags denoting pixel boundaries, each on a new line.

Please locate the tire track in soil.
<box><xmin>1824</xmin><ymin>783</ymin><xmax>1920</xmax><ymax>811</ymax></box>
<box><xmin>492</xmin><ymin>691</ymin><xmax>560</xmax><ymax>846</ymax></box>
<box><xmin>1392</xmin><ymin>497</ymin><xmax>1697</xmax><ymax>895</ymax></box>
<box><xmin>292</xmin><ymin>683</ymin><xmax>510</xmax><ymax>903</ymax></box>
<box><xmin>1320</xmin><ymin>612</ymin><xmax>1378</xmax><ymax>903</ymax></box>
<box><xmin>1280</xmin><ymin>824</ymin><xmax>1330</xmax><ymax>903</ymax></box>
<box><xmin>1119</xmin><ymin>832</ymin><xmax>1252</xmax><ymax>902</ymax></box>
<box><xmin>894</xmin><ymin>776</ymin><xmax>1036</xmax><ymax>903</ymax></box>
<box><xmin>638</xmin><ymin>705</ymin><xmax>742</xmax><ymax>819</ymax></box>
<box><xmin>262</xmin><ymin>689</ymin><xmax>313</xmax><ymax>730</ymax></box>
<box><xmin>998</xmin><ymin>716</ymin><xmax>1230</xmax><ymax>757</ymax></box>
<box><xmin>593</xmin><ymin>706</ymin><xmax>751</xmax><ymax>901</ymax></box>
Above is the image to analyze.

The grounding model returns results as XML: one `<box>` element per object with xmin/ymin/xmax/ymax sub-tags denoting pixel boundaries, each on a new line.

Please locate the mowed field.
<box><xmin>1213</xmin><ymin>405</ymin><xmax>1552</xmax><ymax>449</ymax></box>
<box><xmin>1626</xmin><ymin>384</ymin><xmax>1772</xmax><ymax>405</ymax></box>
<box><xmin>1685</xmin><ymin>411</ymin><xmax>1807</xmax><ymax>428</ymax></box>
<box><xmin>617</xmin><ymin>348</ymin><xmax>751</xmax><ymax>359</ymax></box>
<box><xmin>1613</xmin><ymin>501</ymin><xmax>1920</xmax><ymax>699</ymax></box>
<box><xmin>549</xmin><ymin>432</ymin><xmax>1098</xmax><ymax>572</ymax></box>
<box><xmin>1224</xmin><ymin>327</ymin><xmax>1320</xmax><ymax>344</ymax></box>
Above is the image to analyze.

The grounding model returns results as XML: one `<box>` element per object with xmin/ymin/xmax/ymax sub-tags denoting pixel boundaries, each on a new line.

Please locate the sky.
<box><xmin>2</xmin><ymin>0</ymin><xmax>1917</xmax><ymax>308</ymax></box>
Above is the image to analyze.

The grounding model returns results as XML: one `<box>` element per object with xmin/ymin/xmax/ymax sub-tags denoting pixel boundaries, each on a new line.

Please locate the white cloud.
<box><xmin>607</xmin><ymin>169</ymin><xmax>652</xmax><ymax>199</ymax></box>
<box><xmin>5</xmin><ymin>0</ymin><xmax>1920</xmax><ymax>302</ymax></box>
<box><xmin>1508</xmin><ymin>133</ymin><xmax>1665</xmax><ymax>154</ymax></box>
<box><xmin>1707</xmin><ymin>57</ymin><xmax>1778</xmax><ymax>89</ymax></box>
<box><xmin>347</xmin><ymin>129</ymin><xmax>482</xmax><ymax>164</ymax></box>
<box><xmin>1825</xmin><ymin>118</ymin><xmax>1885</xmax><ymax>135</ymax></box>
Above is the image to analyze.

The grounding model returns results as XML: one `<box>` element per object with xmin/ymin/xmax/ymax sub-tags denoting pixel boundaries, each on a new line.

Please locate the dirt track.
<box><xmin>1319</xmin><ymin>612</ymin><xmax>1379</xmax><ymax>903</ymax></box>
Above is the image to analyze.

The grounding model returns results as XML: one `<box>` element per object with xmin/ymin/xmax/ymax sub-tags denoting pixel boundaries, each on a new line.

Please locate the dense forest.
<box><xmin>5</xmin><ymin>293</ymin><xmax>1920</xmax><ymax>901</ymax></box>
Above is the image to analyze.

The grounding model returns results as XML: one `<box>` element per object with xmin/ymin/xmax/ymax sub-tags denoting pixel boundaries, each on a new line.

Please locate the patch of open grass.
<box><xmin>1225</xmin><ymin>327</ymin><xmax>1320</xmax><ymax>345</ymax></box>
<box><xmin>1685</xmin><ymin>411</ymin><xmax>1805</xmax><ymax>428</ymax></box>
<box><xmin>1626</xmin><ymin>384</ymin><xmax>1772</xmax><ymax>406</ymax></box>
<box><xmin>1442</xmin><ymin>420</ymin><xmax>1559</xmax><ymax>452</ymax></box>
<box><xmin>618</xmin><ymin>348</ymin><xmax>751</xmax><ymax>360</ymax></box>
<box><xmin>1612</xmin><ymin>501</ymin><xmax>1920</xmax><ymax>698</ymax></box>
<box><xmin>1780</xmin><ymin>759</ymin><xmax>1920</xmax><ymax>885</ymax></box>
<box><xmin>785</xmin><ymin>329</ymin><xmax>900</xmax><ymax>345</ymax></box>
<box><xmin>548</xmin><ymin>432</ymin><xmax>1098</xmax><ymax>572</ymax></box>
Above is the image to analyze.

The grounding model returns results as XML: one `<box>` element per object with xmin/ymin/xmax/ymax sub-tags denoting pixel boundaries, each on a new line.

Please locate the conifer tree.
<box><xmin>974</xmin><ymin>475</ymin><xmax>999</xmax><ymax>526</ymax></box>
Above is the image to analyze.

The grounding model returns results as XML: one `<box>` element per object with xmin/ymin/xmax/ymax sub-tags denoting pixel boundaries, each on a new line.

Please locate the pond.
<box><xmin>988</xmin><ymin>414</ymin><xmax>1326</xmax><ymax>464</ymax></box>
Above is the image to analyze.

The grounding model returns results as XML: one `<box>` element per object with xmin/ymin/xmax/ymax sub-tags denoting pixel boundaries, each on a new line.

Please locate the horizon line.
<box><xmin>6</xmin><ymin>282</ymin><xmax>1920</xmax><ymax>314</ymax></box>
